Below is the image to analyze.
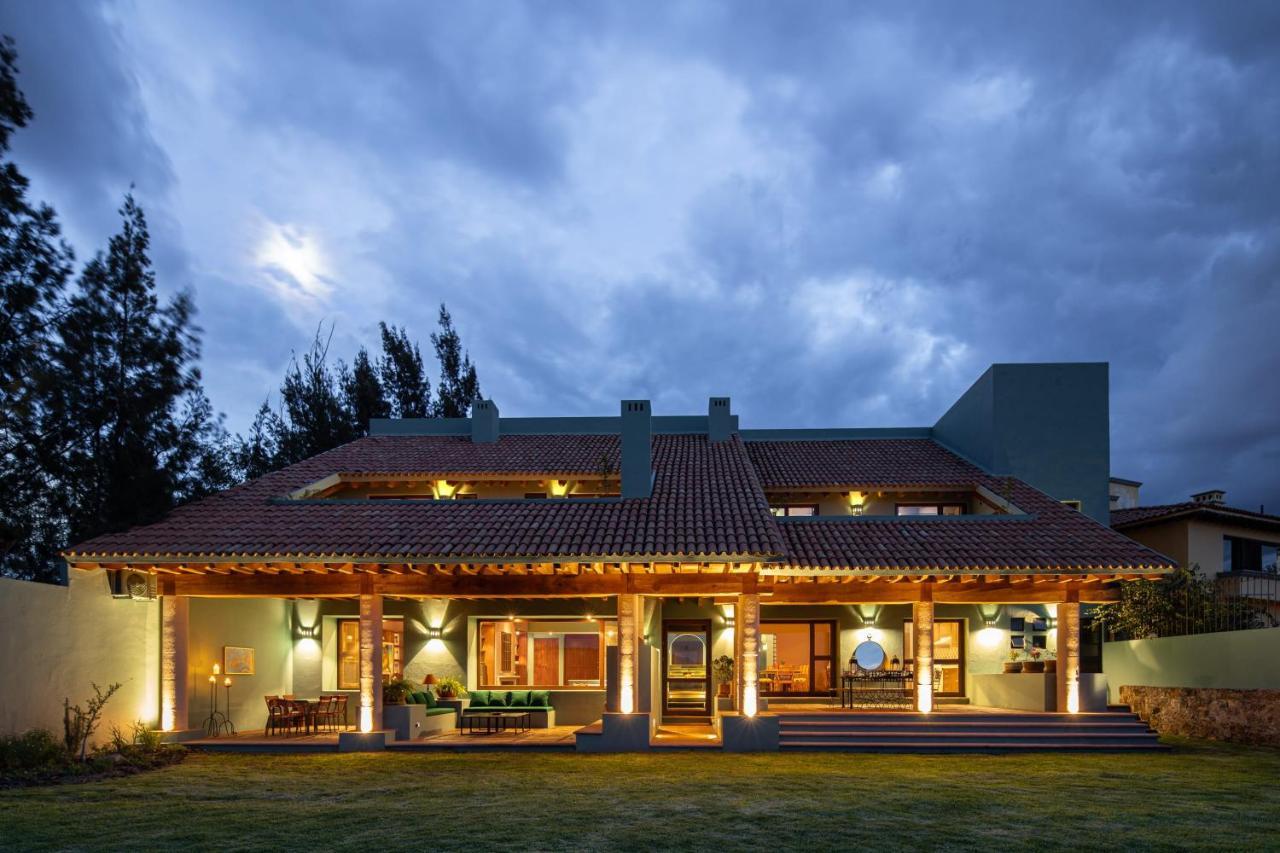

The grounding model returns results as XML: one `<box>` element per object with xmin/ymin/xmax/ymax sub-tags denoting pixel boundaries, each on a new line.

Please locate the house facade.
<box><xmin>62</xmin><ymin>362</ymin><xmax>1171</xmax><ymax>747</ymax></box>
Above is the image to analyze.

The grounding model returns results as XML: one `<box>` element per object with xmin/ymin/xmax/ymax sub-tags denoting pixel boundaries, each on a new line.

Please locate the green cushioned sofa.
<box><xmin>462</xmin><ymin>690</ymin><xmax>556</xmax><ymax>727</ymax></box>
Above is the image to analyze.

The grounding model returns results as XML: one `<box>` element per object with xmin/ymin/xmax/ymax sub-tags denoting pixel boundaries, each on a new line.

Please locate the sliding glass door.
<box><xmin>759</xmin><ymin>620</ymin><xmax>836</xmax><ymax>696</ymax></box>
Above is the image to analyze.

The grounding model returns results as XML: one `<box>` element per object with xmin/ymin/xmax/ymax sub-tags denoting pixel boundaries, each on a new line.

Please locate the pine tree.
<box><xmin>431</xmin><ymin>303</ymin><xmax>480</xmax><ymax>418</ymax></box>
<box><xmin>46</xmin><ymin>194</ymin><xmax>213</xmax><ymax>549</ymax></box>
<box><xmin>378</xmin><ymin>322</ymin><xmax>430</xmax><ymax>418</ymax></box>
<box><xmin>270</xmin><ymin>326</ymin><xmax>357</xmax><ymax>466</ymax></box>
<box><xmin>233</xmin><ymin>401</ymin><xmax>282</xmax><ymax>481</ymax></box>
<box><xmin>0</xmin><ymin>38</ymin><xmax>75</xmax><ymax>579</ymax></box>
<box><xmin>341</xmin><ymin>346</ymin><xmax>389</xmax><ymax>436</ymax></box>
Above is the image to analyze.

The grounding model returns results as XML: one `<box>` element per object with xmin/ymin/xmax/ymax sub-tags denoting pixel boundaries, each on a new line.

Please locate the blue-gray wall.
<box><xmin>934</xmin><ymin>363</ymin><xmax>1111</xmax><ymax>523</ymax></box>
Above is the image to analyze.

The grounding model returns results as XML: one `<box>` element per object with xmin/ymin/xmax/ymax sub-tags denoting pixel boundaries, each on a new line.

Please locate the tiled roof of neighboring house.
<box><xmin>65</xmin><ymin>433</ymin><xmax>1172</xmax><ymax>573</ymax></box>
<box><xmin>744</xmin><ymin>439</ymin><xmax>982</xmax><ymax>488</ymax></box>
<box><xmin>65</xmin><ymin>434</ymin><xmax>786</xmax><ymax>562</ymax></box>
<box><xmin>1112</xmin><ymin>502</ymin><xmax>1280</xmax><ymax>530</ymax></box>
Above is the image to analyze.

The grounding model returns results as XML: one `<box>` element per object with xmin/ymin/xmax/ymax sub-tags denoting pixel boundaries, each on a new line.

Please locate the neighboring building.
<box><xmin>1111</xmin><ymin>488</ymin><xmax>1280</xmax><ymax>577</ymax></box>
<box><xmin>61</xmin><ymin>362</ymin><xmax>1170</xmax><ymax>743</ymax></box>
<box><xmin>1109</xmin><ymin>477</ymin><xmax>1142</xmax><ymax>510</ymax></box>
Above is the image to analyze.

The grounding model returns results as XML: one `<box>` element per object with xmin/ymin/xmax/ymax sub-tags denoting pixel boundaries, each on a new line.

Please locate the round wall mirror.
<box><xmin>852</xmin><ymin>640</ymin><xmax>887</xmax><ymax>672</ymax></box>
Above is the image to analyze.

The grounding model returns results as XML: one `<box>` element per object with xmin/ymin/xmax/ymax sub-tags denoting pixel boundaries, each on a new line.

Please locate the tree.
<box><xmin>431</xmin><ymin>303</ymin><xmax>480</xmax><ymax>418</ymax></box>
<box><xmin>378</xmin><ymin>322</ymin><xmax>430</xmax><ymax>418</ymax></box>
<box><xmin>233</xmin><ymin>401</ymin><xmax>282</xmax><ymax>482</ymax></box>
<box><xmin>270</xmin><ymin>325</ymin><xmax>357</xmax><ymax>466</ymax></box>
<box><xmin>1092</xmin><ymin>565</ymin><xmax>1273</xmax><ymax>639</ymax></box>
<box><xmin>45</xmin><ymin>194</ymin><xmax>212</xmax><ymax>550</ymax></box>
<box><xmin>341</xmin><ymin>346</ymin><xmax>388</xmax><ymax>435</ymax></box>
<box><xmin>0</xmin><ymin>37</ymin><xmax>74</xmax><ymax>579</ymax></box>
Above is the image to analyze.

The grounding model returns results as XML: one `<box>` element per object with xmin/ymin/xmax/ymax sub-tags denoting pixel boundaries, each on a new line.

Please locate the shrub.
<box><xmin>0</xmin><ymin>729</ymin><xmax>68</xmax><ymax>775</ymax></box>
<box><xmin>63</xmin><ymin>682</ymin><xmax>121</xmax><ymax>760</ymax></box>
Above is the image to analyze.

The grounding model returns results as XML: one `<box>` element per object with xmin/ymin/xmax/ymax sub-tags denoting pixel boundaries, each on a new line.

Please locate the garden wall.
<box><xmin>1102</xmin><ymin>627</ymin><xmax>1280</xmax><ymax>704</ymax></box>
<box><xmin>1119</xmin><ymin>686</ymin><xmax>1280</xmax><ymax>747</ymax></box>
<box><xmin>0</xmin><ymin>571</ymin><xmax>159</xmax><ymax>741</ymax></box>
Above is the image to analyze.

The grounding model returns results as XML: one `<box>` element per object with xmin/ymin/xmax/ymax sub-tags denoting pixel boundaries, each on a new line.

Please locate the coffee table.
<box><xmin>464</xmin><ymin>710</ymin><xmax>532</xmax><ymax>735</ymax></box>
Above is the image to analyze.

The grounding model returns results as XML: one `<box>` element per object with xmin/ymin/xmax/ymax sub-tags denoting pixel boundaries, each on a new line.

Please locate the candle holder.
<box><xmin>220</xmin><ymin>677</ymin><xmax>237</xmax><ymax>735</ymax></box>
<box><xmin>201</xmin><ymin>674</ymin><xmax>230</xmax><ymax>737</ymax></box>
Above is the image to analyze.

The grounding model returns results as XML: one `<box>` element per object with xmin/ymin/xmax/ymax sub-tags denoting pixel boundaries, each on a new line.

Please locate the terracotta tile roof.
<box><xmin>749</xmin><ymin>442</ymin><xmax>1172</xmax><ymax>573</ymax></box>
<box><xmin>65</xmin><ymin>432</ymin><xmax>1171</xmax><ymax>574</ymax></box>
<box><xmin>745</xmin><ymin>439</ymin><xmax>983</xmax><ymax>488</ymax></box>
<box><xmin>66</xmin><ymin>434</ymin><xmax>785</xmax><ymax>562</ymax></box>
<box><xmin>1112</xmin><ymin>502</ymin><xmax>1280</xmax><ymax>530</ymax></box>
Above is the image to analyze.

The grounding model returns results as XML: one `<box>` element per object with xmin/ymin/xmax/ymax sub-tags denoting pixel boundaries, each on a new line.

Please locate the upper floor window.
<box><xmin>770</xmin><ymin>504</ymin><xmax>819</xmax><ymax>517</ymax></box>
<box><xmin>1223</xmin><ymin>536</ymin><xmax>1280</xmax><ymax>574</ymax></box>
<box><xmin>896</xmin><ymin>503</ymin><xmax>965</xmax><ymax>516</ymax></box>
<box><xmin>1061</xmin><ymin>500</ymin><xmax>1083</xmax><ymax>511</ymax></box>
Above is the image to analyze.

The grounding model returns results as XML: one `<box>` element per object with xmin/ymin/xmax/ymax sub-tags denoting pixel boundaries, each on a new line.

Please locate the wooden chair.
<box><xmin>332</xmin><ymin>695</ymin><xmax>349</xmax><ymax>730</ymax></box>
<box><xmin>265</xmin><ymin>696</ymin><xmax>302</xmax><ymax>736</ymax></box>
<box><xmin>315</xmin><ymin>696</ymin><xmax>340</xmax><ymax>732</ymax></box>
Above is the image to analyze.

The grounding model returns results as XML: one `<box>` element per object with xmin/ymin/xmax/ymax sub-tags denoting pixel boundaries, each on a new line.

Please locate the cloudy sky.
<box><xmin>3</xmin><ymin>1</ymin><xmax>1278</xmax><ymax>510</ymax></box>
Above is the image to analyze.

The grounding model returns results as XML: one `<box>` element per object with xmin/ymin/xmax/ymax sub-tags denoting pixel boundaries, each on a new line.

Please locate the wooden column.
<box><xmin>616</xmin><ymin>593</ymin><xmax>641</xmax><ymax>714</ymax></box>
<box><xmin>359</xmin><ymin>586</ymin><xmax>383</xmax><ymax>732</ymax></box>
<box><xmin>1056</xmin><ymin>592</ymin><xmax>1081</xmax><ymax>713</ymax></box>
<box><xmin>913</xmin><ymin>593</ymin><xmax>934</xmax><ymax>713</ymax></box>
<box><xmin>735</xmin><ymin>593</ymin><xmax>761</xmax><ymax>716</ymax></box>
<box><xmin>160</xmin><ymin>594</ymin><xmax>189</xmax><ymax>732</ymax></box>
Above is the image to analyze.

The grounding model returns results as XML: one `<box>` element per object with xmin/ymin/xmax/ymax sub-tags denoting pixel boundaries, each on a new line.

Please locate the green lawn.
<box><xmin>2</xmin><ymin>740</ymin><xmax>1277</xmax><ymax>851</ymax></box>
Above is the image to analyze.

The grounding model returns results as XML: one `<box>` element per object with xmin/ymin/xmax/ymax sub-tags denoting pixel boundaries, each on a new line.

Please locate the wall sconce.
<box><xmin>857</xmin><ymin>604</ymin><xmax>881</xmax><ymax>626</ymax></box>
<box><xmin>848</xmin><ymin>490</ymin><xmax>865</xmax><ymax>515</ymax></box>
<box><xmin>724</xmin><ymin>616</ymin><xmax>735</xmax><ymax>628</ymax></box>
<box><xmin>425</xmin><ymin>626</ymin><xmax>443</xmax><ymax>640</ymax></box>
<box><xmin>1045</xmin><ymin>616</ymin><xmax>1057</xmax><ymax>630</ymax></box>
<box><xmin>433</xmin><ymin>479</ymin><xmax>457</xmax><ymax>499</ymax></box>
<box><xmin>978</xmin><ymin>604</ymin><xmax>1001</xmax><ymax>628</ymax></box>
<box><xmin>295</xmin><ymin>623</ymin><xmax>319</xmax><ymax>640</ymax></box>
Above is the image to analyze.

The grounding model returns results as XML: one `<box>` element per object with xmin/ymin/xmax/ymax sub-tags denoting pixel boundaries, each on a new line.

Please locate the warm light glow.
<box><xmin>433</xmin><ymin>480</ymin><xmax>457</xmax><ymax>499</ymax></box>
<box><xmin>743</xmin><ymin>689</ymin><xmax>758</xmax><ymax>717</ymax></box>
<box><xmin>359</xmin><ymin>705</ymin><xmax>373</xmax><ymax>733</ymax></box>
<box><xmin>549</xmin><ymin>479</ymin><xmax>571</xmax><ymax>497</ymax></box>
<box><xmin>212</xmin><ymin>663</ymin><xmax>221</xmax><ymax>676</ymax></box>
<box><xmin>224</xmin><ymin>677</ymin><xmax>232</xmax><ymax>687</ymax></box>
<box><xmin>1067</xmin><ymin>674</ymin><xmax>1080</xmax><ymax>714</ymax></box>
<box><xmin>208</xmin><ymin>675</ymin><xmax>217</xmax><ymax>684</ymax></box>
<box><xmin>618</xmin><ymin>594</ymin><xmax>639</xmax><ymax>714</ymax></box>
<box><xmin>161</xmin><ymin>708</ymin><xmax>175</xmax><ymax>733</ymax></box>
<box><xmin>917</xmin><ymin>682</ymin><xmax>933</xmax><ymax>714</ymax></box>
<box><xmin>976</xmin><ymin>627</ymin><xmax>1002</xmax><ymax>649</ymax></box>
<box><xmin>848</xmin><ymin>490</ymin><xmax>865</xmax><ymax>514</ymax></box>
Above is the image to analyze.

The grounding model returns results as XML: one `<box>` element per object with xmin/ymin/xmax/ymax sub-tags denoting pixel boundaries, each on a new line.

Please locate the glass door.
<box><xmin>904</xmin><ymin>619</ymin><xmax>966</xmax><ymax>697</ymax></box>
<box><xmin>662</xmin><ymin>620</ymin><xmax>711</xmax><ymax>717</ymax></box>
<box><xmin>759</xmin><ymin>620</ymin><xmax>837</xmax><ymax>696</ymax></box>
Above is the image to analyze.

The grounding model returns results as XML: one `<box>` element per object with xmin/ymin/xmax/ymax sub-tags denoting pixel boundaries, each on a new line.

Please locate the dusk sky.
<box><xmin>3</xmin><ymin>1</ymin><xmax>1278</xmax><ymax>510</ymax></box>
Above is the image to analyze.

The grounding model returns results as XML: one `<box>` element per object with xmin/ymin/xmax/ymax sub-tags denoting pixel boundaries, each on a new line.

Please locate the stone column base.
<box><xmin>338</xmin><ymin>730</ymin><xmax>393</xmax><ymax>752</ymax></box>
<box><xmin>576</xmin><ymin>712</ymin><xmax>652</xmax><ymax>752</ymax></box>
<box><xmin>720</xmin><ymin>712</ymin><xmax>780</xmax><ymax>751</ymax></box>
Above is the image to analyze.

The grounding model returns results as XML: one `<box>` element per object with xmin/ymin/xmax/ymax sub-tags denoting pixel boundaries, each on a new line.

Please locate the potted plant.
<box><xmin>1021</xmin><ymin>646</ymin><xmax>1045</xmax><ymax>673</ymax></box>
<box><xmin>1003</xmin><ymin>649</ymin><xmax>1022</xmax><ymax>673</ymax></box>
<box><xmin>1043</xmin><ymin>650</ymin><xmax>1057</xmax><ymax>673</ymax></box>
<box><xmin>382</xmin><ymin>677</ymin><xmax>413</xmax><ymax>705</ymax></box>
<box><xmin>712</xmin><ymin>655</ymin><xmax>734</xmax><ymax>698</ymax></box>
<box><xmin>435</xmin><ymin>676</ymin><xmax>466</xmax><ymax>699</ymax></box>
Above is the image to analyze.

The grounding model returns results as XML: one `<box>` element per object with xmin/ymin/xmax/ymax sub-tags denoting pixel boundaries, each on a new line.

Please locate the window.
<box><xmin>1061</xmin><ymin>500</ymin><xmax>1083</xmax><ymax>511</ymax></box>
<box><xmin>336</xmin><ymin>619</ymin><xmax>404</xmax><ymax>690</ymax></box>
<box><xmin>476</xmin><ymin>618</ymin><xmax>613</xmax><ymax>689</ymax></box>
<box><xmin>770</xmin><ymin>504</ymin><xmax>819</xmax><ymax>517</ymax></box>
<box><xmin>896</xmin><ymin>504</ymin><xmax>965</xmax><ymax>516</ymax></box>
<box><xmin>1224</xmin><ymin>536</ymin><xmax>1280</xmax><ymax>574</ymax></box>
<box><xmin>759</xmin><ymin>621</ymin><xmax>836</xmax><ymax>695</ymax></box>
<box><xmin>904</xmin><ymin>619</ymin><xmax>965</xmax><ymax>696</ymax></box>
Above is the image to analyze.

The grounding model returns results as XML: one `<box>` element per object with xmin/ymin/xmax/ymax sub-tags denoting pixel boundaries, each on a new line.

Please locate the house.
<box><xmin>61</xmin><ymin>362</ymin><xmax>1171</xmax><ymax>748</ymax></box>
<box><xmin>1111</xmin><ymin>487</ymin><xmax>1280</xmax><ymax>577</ymax></box>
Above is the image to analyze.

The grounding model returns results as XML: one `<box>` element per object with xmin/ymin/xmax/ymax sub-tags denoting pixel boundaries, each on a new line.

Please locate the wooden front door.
<box><xmin>533</xmin><ymin>637</ymin><xmax>559</xmax><ymax>686</ymax></box>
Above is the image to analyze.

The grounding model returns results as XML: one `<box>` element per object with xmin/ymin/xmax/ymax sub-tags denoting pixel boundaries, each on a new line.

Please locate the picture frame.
<box><xmin>1010</xmin><ymin>617</ymin><xmax>1026</xmax><ymax>632</ymax></box>
<box><xmin>223</xmin><ymin>645</ymin><xmax>255</xmax><ymax>676</ymax></box>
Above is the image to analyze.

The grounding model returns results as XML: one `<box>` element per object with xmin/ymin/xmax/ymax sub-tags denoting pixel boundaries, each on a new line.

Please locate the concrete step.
<box><xmin>779</xmin><ymin>712</ymin><xmax>1143</xmax><ymax>725</ymax></box>
<box><xmin>778</xmin><ymin>720</ymin><xmax>1150</xmax><ymax>732</ymax></box>
<box><xmin>781</xmin><ymin>730</ymin><xmax>1159</xmax><ymax>746</ymax></box>
<box><xmin>780</xmin><ymin>740</ymin><xmax>1167</xmax><ymax>753</ymax></box>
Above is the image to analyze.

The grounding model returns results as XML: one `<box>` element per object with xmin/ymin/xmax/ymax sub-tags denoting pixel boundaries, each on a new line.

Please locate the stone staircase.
<box><xmin>778</xmin><ymin>710</ymin><xmax>1166</xmax><ymax>752</ymax></box>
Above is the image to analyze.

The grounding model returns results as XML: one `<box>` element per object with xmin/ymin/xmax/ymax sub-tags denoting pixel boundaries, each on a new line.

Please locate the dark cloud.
<box><xmin>2</xmin><ymin>0</ymin><xmax>1277</xmax><ymax>511</ymax></box>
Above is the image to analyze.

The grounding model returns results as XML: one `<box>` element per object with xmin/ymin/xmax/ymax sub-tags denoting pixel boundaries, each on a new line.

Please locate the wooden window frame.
<box><xmin>336</xmin><ymin>617</ymin><xmax>404</xmax><ymax>690</ymax></box>
<box><xmin>904</xmin><ymin>618</ymin><xmax>967</xmax><ymax>697</ymax></box>
<box><xmin>759</xmin><ymin>619</ymin><xmax>838</xmax><ymax>697</ymax></box>
<box><xmin>475</xmin><ymin>617</ymin><xmax>613</xmax><ymax>690</ymax></box>
<box><xmin>895</xmin><ymin>503</ymin><xmax>967</xmax><ymax>516</ymax></box>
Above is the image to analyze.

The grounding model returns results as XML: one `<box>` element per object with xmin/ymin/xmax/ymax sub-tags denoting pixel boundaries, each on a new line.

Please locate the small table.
<box><xmin>465</xmin><ymin>711</ymin><xmax>532</xmax><ymax>735</ymax></box>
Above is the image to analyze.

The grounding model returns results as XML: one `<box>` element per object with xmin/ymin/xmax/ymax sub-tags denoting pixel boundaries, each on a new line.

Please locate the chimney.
<box><xmin>708</xmin><ymin>397</ymin><xmax>732</xmax><ymax>443</ymax></box>
<box><xmin>1192</xmin><ymin>489</ymin><xmax>1225</xmax><ymax>505</ymax></box>
<box><xmin>471</xmin><ymin>399</ymin><xmax>499</xmax><ymax>443</ymax></box>
<box><xmin>620</xmin><ymin>399</ymin><xmax>652</xmax><ymax>499</ymax></box>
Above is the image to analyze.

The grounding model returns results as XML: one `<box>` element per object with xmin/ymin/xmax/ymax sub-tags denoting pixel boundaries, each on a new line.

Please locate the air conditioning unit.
<box><xmin>108</xmin><ymin>569</ymin><xmax>157</xmax><ymax>601</ymax></box>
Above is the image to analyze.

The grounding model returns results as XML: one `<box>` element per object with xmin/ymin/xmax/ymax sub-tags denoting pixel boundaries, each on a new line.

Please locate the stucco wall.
<box><xmin>187</xmin><ymin>598</ymin><xmax>294</xmax><ymax>732</ymax></box>
<box><xmin>0</xmin><ymin>571</ymin><xmax>158</xmax><ymax>741</ymax></box>
<box><xmin>1121</xmin><ymin>521</ymin><xmax>1190</xmax><ymax>567</ymax></box>
<box><xmin>1103</xmin><ymin>627</ymin><xmax>1280</xmax><ymax>704</ymax></box>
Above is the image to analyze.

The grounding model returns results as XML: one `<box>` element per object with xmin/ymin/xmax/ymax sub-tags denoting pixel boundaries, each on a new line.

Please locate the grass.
<box><xmin>1</xmin><ymin>740</ymin><xmax>1278</xmax><ymax>851</ymax></box>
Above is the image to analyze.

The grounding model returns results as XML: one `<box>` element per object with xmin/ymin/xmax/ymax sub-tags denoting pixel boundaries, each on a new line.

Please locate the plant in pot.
<box><xmin>382</xmin><ymin>677</ymin><xmax>413</xmax><ymax>705</ymax></box>
<box><xmin>435</xmin><ymin>676</ymin><xmax>466</xmax><ymax>699</ymax></box>
<box><xmin>1003</xmin><ymin>648</ymin><xmax>1023</xmax><ymax>673</ymax></box>
<box><xmin>1021</xmin><ymin>646</ymin><xmax>1045</xmax><ymax>673</ymax></box>
<box><xmin>712</xmin><ymin>655</ymin><xmax>734</xmax><ymax>698</ymax></box>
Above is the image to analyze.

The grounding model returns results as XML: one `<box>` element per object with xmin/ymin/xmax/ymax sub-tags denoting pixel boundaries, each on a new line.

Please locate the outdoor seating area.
<box><xmin>263</xmin><ymin>695</ymin><xmax>351</xmax><ymax>736</ymax></box>
<box><xmin>461</xmin><ymin>690</ymin><xmax>557</xmax><ymax>730</ymax></box>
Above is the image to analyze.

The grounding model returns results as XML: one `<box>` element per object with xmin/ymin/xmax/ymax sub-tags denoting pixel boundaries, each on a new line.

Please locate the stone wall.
<box><xmin>1119</xmin><ymin>685</ymin><xmax>1280</xmax><ymax>747</ymax></box>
